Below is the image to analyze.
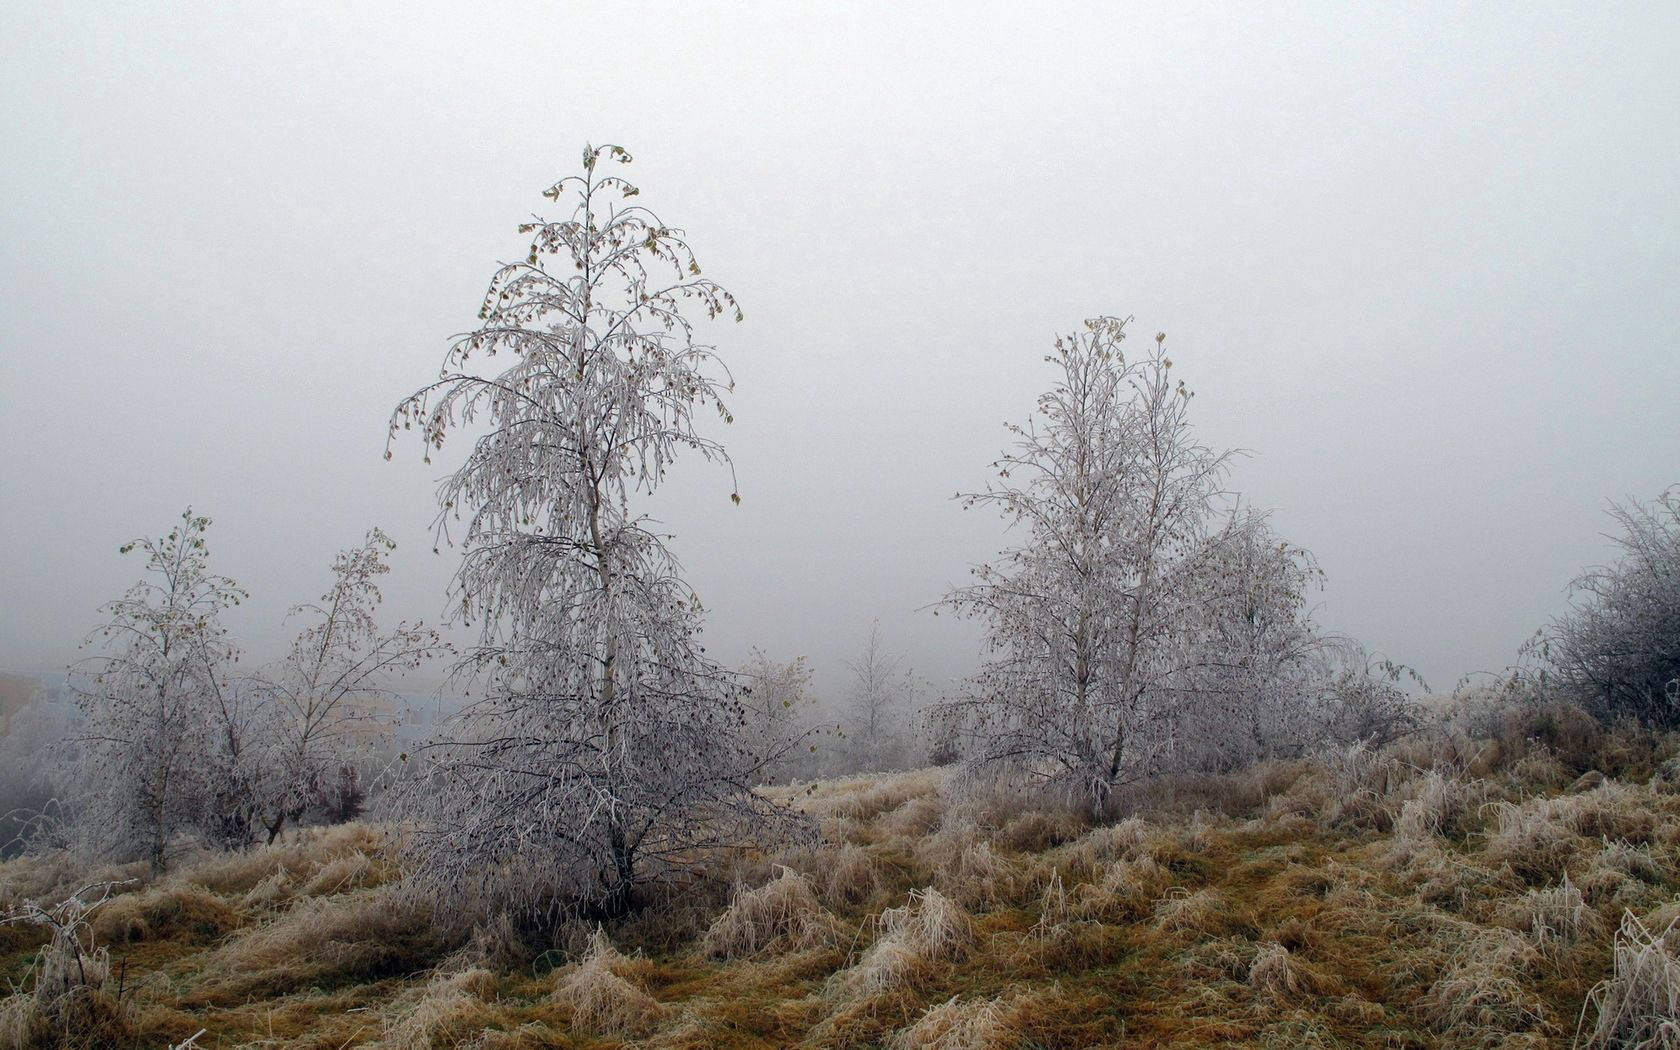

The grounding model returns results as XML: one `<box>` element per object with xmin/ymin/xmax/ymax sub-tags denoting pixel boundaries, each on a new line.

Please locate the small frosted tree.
<box><xmin>69</xmin><ymin>509</ymin><xmax>246</xmax><ymax>872</ymax></box>
<box><xmin>1171</xmin><ymin>509</ymin><xmax>1331</xmax><ymax>767</ymax></box>
<box><xmin>388</xmin><ymin>144</ymin><xmax>798</xmax><ymax>919</ymax></box>
<box><xmin>844</xmin><ymin>622</ymin><xmax>916</xmax><ymax>772</ymax></box>
<box><xmin>248</xmin><ymin>528</ymin><xmax>445</xmax><ymax>843</ymax></box>
<box><xmin>940</xmin><ymin>318</ymin><xmax>1239</xmax><ymax>813</ymax></box>
<box><xmin>1531</xmin><ymin>488</ymin><xmax>1680</xmax><ymax>727</ymax></box>
<box><xmin>739</xmin><ymin>649</ymin><xmax>814</xmax><ymax>783</ymax></box>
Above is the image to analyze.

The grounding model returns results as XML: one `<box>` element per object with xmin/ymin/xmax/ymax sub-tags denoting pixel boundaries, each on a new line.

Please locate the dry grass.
<box><xmin>1248</xmin><ymin>940</ymin><xmax>1320</xmax><ymax>999</ymax></box>
<box><xmin>938</xmin><ymin>839</ymin><xmax>1018</xmax><ymax>908</ymax></box>
<box><xmin>377</xmin><ymin>967</ymin><xmax>499</xmax><ymax>1049</ymax></box>
<box><xmin>888</xmin><ymin>994</ymin><xmax>1017</xmax><ymax>1050</ymax></box>
<box><xmin>1392</xmin><ymin>769</ymin><xmax>1487</xmax><ymax>841</ymax></box>
<box><xmin>994</xmin><ymin>808</ymin><xmax>1086</xmax><ymax>853</ymax></box>
<box><xmin>1419</xmin><ymin>924</ymin><xmax>1552</xmax><ymax>1044</ymax></box>
<box><xmin>1060</xmin><ymin>816</ymin><xmax>1151</xmax><ymax>874</ymax></box>
<box><xmin>777</xmin><ymin>843</ymin><xmax>884</xmax><ymax>909</ymax></box>
<box><xmin>204</xmin><ymin>884</ymin><xmax>441</xmax><ymax>996</ymax></box>
<box><xmin>1485</xmin><ymin>797</ymin><xmax>1582</xmax><ymax>882</ymax></box>
<box><xmin>1579</xmin><ymin>911</ymin><xmax>1680</xmax><ymax>1049</ymax></box>
<box><xmin>1502</xmin><ymin>874</ymin><xmax>1599</xmax><ymax>950</ymax></box>
<box><xmin>699</xmin><ymin>866</ymin><xmax>840</xmax><ymax>958</ymax></box>
<box><xmin>2</xmin><ymin>722</ymin><xmax>1677</xmax><ymax>1048</ymax></box>
<box><xmin>832</xmin><ymin>887</ymin><xmax>973</xmax><ymax>998</ymax></box>
<box><xmin>551</xmin><ymin>927</ymin><xmax>666</xmax><ymax>1037</ymax></box>
<box><xmin>87</xmin><ymin>882</ymin><xmax>235</xmax><ymax>945</ymax></box>
<box><xmin>1151</xmin><ymin>887</ymin><xmax>1224</xmax><ymax>936</ymax></box>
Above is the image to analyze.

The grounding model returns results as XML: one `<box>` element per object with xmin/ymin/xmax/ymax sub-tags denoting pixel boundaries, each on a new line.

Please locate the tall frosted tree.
<box><xmin>941</xmin><ymin>317</ymin><xmax>1238</xmax><ymax>813</ymax></box>
<box><xmin>70</xmin><ymin>510</ymin><xmax>246</xmax><ymax>873</ymax></box>
<box><xmin>389</xmin><ymin>144</ymin><xmax>795</xmax><ymax>919</ymax></box>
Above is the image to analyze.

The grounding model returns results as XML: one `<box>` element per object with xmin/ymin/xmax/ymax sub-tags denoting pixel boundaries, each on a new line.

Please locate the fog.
<box><xmin>2</xmin><ymin>3</ymin><xmax>1676</xmax><ymax>698</ymax></box>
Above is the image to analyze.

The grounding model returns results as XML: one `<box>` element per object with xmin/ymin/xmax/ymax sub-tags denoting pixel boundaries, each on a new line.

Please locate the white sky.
<box><xmin>3</xmin><ymin>2</ymin><xmax>1676</xmax><ymax>698</ymax></box>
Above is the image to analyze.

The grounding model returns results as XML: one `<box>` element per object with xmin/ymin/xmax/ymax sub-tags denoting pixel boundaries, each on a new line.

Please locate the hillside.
<box><xmin>3</xmin><ymin>705</ymin><xmax>1679</xmax><ymax>1048</ymax></box>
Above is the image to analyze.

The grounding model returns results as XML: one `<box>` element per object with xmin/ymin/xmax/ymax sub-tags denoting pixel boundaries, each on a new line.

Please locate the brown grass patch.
<box><xmin>699</xmin><ymin>866</ymin><xmax>841</xmax><ymax>958</ymax></box>
<box><xmin>831</xmin><ymin>887</ymin><xmax>973</xmax><ymax>997</ymax></box>
<box><xmin>551</xmin><ymin>927</ymin><xmax>666</xmax><ymax>1037</ymax></box>
<box><xmin>379</xmin><ymin>967</ymin><xmax>500</xmax><ymax>1049</ymax></box>
<box><xmin>1578</xmin><ymin>910</ymin><xmax>1680</xmax><ymax>1049</ymax></box>
<box><xmin>203</xmin><ymin>885</ymin><xmax>441</xmax><ymax>997</ymax></box>
<box><xmin>888</xmin><ymin>994</ymin><xmax>1017</xmax><ymax>1050</ymax></box>
<box><xmin>87</xmin><ymin>882</ymin><xmax>236</xmax><ymax>945</ymax></box>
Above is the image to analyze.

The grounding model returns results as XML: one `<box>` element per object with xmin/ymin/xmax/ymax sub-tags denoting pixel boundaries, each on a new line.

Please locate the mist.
<box><xmin>3</xmin><ymin>2</ymin><xmax>1676</xmax><ymax>699</ymax></box>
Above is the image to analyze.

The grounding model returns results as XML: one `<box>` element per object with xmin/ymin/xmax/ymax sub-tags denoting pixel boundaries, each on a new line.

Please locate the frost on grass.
<box><xmin>1248</xmin><ymin>940</ymin><xmax>1319</xmax><ymax>1000</ymax></box>
<box><xmin>1419</xmin><ymin>924</ymin><xmax>1551</xmax><ymax>1045</ymax></box>
<box><xmin>1500</xmin><ymin>875</ymin><xmax>1598</xmax><ymax>950</ymax></box>
<box><xmin>1063</xmin><ymin>817</ymin><xmax>1151</xmax><ymax>873</ymax></box>
<box><xmin>207</xmin><ymin>886</ymin><xmax>438</xmax><ymax>995</ymax></box>
<box><xmin>1074</xmin><ymin>855</ymin><xmax>1171</xmax><ymax>921</ymax></box>
<box><xmin>818</xmin><ymin>844</ymin><xmax>885</xmax><ymax>908</ymax></box>
<box><xmin>700</xmin><ymin>866</ymin><xmax>840</xmax><ymax>958</ymax></box>
<box><xmin>832</xmin><ymin>887</ymin><xmax>973</xmax><ymax>997</ymax></box>
<box><xmin>552</xmin><ymin>927</ymin><xmax>665</xmax><ymax>1037</ymax></box>
<box><xmin>1030</xmin><ymin>868</ymin><xmax>1070</xmax><ymax>938</ymax></box>
<box><xmin>1484</xmin><ymin>798</ymin><xmax>1581</xmax><ymax>882</ymax></box>
<box><xmin>1392</xmin><ymin>770</ymin><xmax>1487</xmax><ymax>842</ymax></box>
<box><xmin>379</xmin><ymin>967</ymin><xmax>499</xmax><ymax>1050</ymax></box>
<box><xmin>1152</xmin><ymin>888</ymin><xmax>1223</xmax><ymax>936</ymax></box>
<box><xmin>889</xmin><ymin>994</ymin><xmax>1017</xmax><ymax>1050</ymax></box>
<box><xmin>1578</xmin><ymin>911</ymin><xmax>1680</xmax><ymax>1049</ymax></box>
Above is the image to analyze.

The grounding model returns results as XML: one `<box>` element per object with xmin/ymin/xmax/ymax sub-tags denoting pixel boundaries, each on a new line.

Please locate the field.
<box><xmin>4</xmin><ymin>703</ymin><xmax>1680</xmax><ymax>1048</ymax></box>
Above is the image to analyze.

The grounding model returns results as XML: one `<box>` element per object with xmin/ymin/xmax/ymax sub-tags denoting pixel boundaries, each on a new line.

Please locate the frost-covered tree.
<box><xmin>69</xmin><ymin>510</ymin><xmax>246</xmax><ymax>872</ymax></box>
<box><xmin>1531</xmin><ymin>488</ymin><xmax>1680</xmax><ymax>727</ymax></box>
<box><xmin>1169</xmin><ymin>509</ymin><xmax>1331</xmax><ymax>767</ymax></box>
<box><xmin>738</xmin><ymin>649</ymin><xmax>814</xmax><ymax>783</ymax></box>
<box><xmin>0</xmin><ymin>684</ymin><xmax>65</xmax><ymax>859</ymax></box>
<box><xmin>844</xmin><ymin>622</ymin><xmax>917</xmax><ymax>772</ymax></box>
<box><xmin>388</xmin><ymin>144</ymin><xmax>797</xmax><ymax>919</ymax></box>
<box><xmin>248</xmin><ymin>528</ymin><xmax>445</xmax><ymax>844</ymax></box>
<box><xmin>941</xmin><ymin>318</ymin><xmax>1242</xmax><ymax>813</ymax></box>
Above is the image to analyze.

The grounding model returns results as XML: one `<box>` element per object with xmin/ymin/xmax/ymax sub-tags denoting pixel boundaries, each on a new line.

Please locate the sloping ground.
<box><xmin>4</xmin><ymin>720</ymin><xmax>1680</xmax><ymax>1048</ymax></box>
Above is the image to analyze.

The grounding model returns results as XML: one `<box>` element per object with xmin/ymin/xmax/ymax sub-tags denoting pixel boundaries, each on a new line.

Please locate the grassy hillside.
<box><xmin>4</xmin><ymin>704</ymin><xmax>1680</xmax><ymax>1048</ymax></box>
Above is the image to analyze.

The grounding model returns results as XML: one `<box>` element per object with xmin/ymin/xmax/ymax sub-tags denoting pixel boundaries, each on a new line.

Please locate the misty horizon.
<box><xmin>3</xmin><ymin>3</ymin><xmax>1676</xmax><ymax>701</ymax></box>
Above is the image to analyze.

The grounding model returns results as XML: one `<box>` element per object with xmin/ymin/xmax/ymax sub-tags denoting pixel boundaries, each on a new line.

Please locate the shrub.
<box><xmin>0</xmin><ymin>882</ymin><xmax>133</xmax><ymax>1050</ymax></box>
<box><xmin>1536</xmin><ymin>489</ymin><xmax>1680</xmax><ymax>729</ymax></box>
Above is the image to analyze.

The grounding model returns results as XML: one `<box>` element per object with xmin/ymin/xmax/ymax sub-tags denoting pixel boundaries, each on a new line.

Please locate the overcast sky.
<box><xmin>2</xmin><ymin>2</ymin><xmax>1676</xmax><ymax>700</ymax></box>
